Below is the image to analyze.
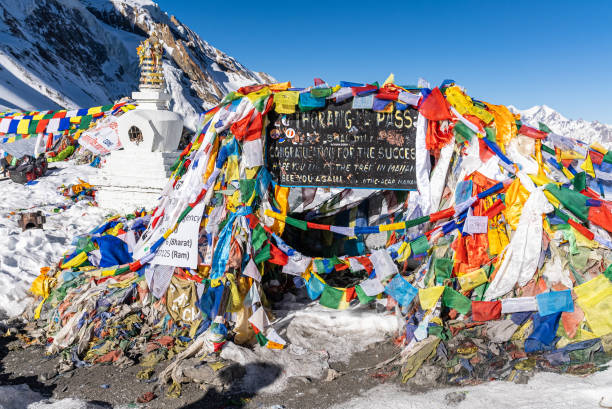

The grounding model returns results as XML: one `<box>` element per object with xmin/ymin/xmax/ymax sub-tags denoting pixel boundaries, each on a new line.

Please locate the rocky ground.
<box><xmin>0</xmin><ymin>318</ymin><xmax>416</xmax><ymax>409</ymax></box>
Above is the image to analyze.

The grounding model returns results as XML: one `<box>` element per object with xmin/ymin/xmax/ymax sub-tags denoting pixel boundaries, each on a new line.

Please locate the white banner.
<box><xmin>79</xmin><ymin>116</ymin><xmax>121</xmax><ymax>155</ymax></box>
<box><xmin>148</xmin><ymin>201</ymin><xmax>205</xmax><ymax>269</ymax></box>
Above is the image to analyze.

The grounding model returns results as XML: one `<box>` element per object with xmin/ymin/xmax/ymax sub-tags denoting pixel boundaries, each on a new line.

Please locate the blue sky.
<box><xmin>155</xmin><ymin>0</ymin><xmax>612</xmax><ymax>123</ymax></box>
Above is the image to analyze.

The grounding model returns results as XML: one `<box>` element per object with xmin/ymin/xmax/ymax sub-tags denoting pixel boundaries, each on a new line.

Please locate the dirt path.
<box><xmin>0</xmin><ymin>322</ymin><xmax>406</xmax><ymax>409</ymax></box>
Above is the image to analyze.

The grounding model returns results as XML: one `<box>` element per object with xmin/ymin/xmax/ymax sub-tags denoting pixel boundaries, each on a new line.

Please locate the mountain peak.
<box><xmin>0</xmin><ymin>0</ymin><xmax>273</xmax><ymax>129</ymax></box>
<box><xmin>510</xmin><ymin>104</ymin><xmax>612</xmax><ymax>148</ymax></box>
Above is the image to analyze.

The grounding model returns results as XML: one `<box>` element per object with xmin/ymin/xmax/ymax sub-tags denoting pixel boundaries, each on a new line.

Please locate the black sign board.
<box><xmin>265</xmin><ymin>100</ymin><xmax>418</xmax><ymax>190</ymax></box>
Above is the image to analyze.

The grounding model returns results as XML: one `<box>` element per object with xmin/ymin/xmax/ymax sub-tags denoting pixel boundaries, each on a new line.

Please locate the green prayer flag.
<box><xmin>485</xmin><ymin>126</ymin><xmax>496</xmax><ymax>144</ymax></box>
<box><xmin>115</xmin><ymin>266</ymin><xmax>130</xmax><ymax>275</ymax></box>
<box><xmin>573</xmin><ymin>172</ymin><xmax>587</xmax><ymax>192</ymax></box>
<box><xmin>442</xmin><ymin>287</ymin><xmax>472</xmax><ymax>314</ymax></box>
<box><xmin>314</xmin><ymin>258</ymin><xmax>327</xmax><ymax>274</ymax></box>
<box><xmin>355</xmin><ymin>285</ymin><xmax>376</xmax><ymax>304</ymax></box>
<box><xmin>79</xmin><ymin>115</ymin><xmax>93</xmax><ymax>130</ymax></box>
<box><xmin>239</xmin><ymin>179</ymin><xmax>256</xmax><ymax>202</ymax></box>
<box><xmin>251</xmin><ymin>225</ymin><xmax>267</xmax><ymax>252</ymax></box>
<box><xmin>222</xmin><ymin>91</ymin><xmax>242</xmax><ymax>104</ymax></box>
<box><xmin>453</xmin><ymin>121</ymin><xmax>475</xmax><ymax>144</ymax></box>
<box><xmin>410</xmin><ymin>235</ymin><xmax>429</xmax><ymax>255</ymax></box>
<box><xmin>541</xmin><ymin>144</ymin><xmax>556</xmax><ymax>155</ymax></box>
<box><xmin>329</xmin><ymin>256</ymin><xmax>343</xmax><ymax>266</ymax></box>
<box><xmin>254</xmin><ymin>243</ymin><xmax>270</xmax><ymax>264</ymax></box>
<box><xmin>603</xmin><ymin>263</ymin><xmax>612</xmax><ymax>283</ymax></box>
<box><xmin>310</xmin><ymin>88</ymin><xmax>333</xmax><ymax>98</ymax></box>
<box><xmin>177</xmin><ymin>206</ymin><xmax>193</xmax><ymax>223</ymax></box>
<box><xmin>101</xmin><ymin>104</ymin><xmax>114</xmax><ymax>112</ymax></box>
<box><xmin>428</xmin><ymin>324</ymin><xmax>451</xmax><ymax>341</ymax></box>
<box><xmin>434</xmin><ymin>258</ymin><xmax>454</xmax><ymax>284</ymax></box>
<box><xmin>252</xmin><ymin>97</ymin><xmax>267</xmax><ymax>113</ymax></box>
<box><xmin>545</xmin><ymin>184</ymin><xmax>589</xmax><ymax>222</ymax></box>
<box><xmin>538</xmin><ymin>122</ymin><xmax>552</xmax><ymax>133</ymax></box>
<box><xmin>319</xmin><ymin>285</ymin><xmax>344</xmax><ymax>309</ymax></box>
<box><xmin>255</xmin><ymin>332</ymin><xmax>268</xmax><ymax>346</ymax></box>
<box><xmin>604</xmin><ymin>151</ymin><xmax>612</xmax><ymax>165</ymax></box>
<box><xmin>27</xmin><ymin>120</ymin><xmax>38</xmax><ymax>135</ymax></box>
<box><xmin>405</xmin><ymin>215</ymin><xmax>430</xmax><ymax>228</ymax></box>
<box><xmin>285</xmin><ymin>215</ymin><xmax>307</xmax><ymax>231</ymax></box>
<box><xmin>472</xmin><ymin>283</ymin><xmax>488</xmax><ymax>301</ymax></box>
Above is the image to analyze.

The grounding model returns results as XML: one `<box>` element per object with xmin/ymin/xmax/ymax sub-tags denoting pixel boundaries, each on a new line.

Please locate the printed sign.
<box><xmin>149</xmin><ymin>201</ymin><xmax>205</xmax><ymax>269</ymax></box>
<box><xmin>265</xmin><ymin>99</ymin><xmax>418</xmax><ymax>190</ymax></box>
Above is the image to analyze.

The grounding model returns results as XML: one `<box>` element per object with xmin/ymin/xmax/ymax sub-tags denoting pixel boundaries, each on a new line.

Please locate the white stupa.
<box><xmin>94</xmin><ymin>35</ymin><xmax>184</xmax><ymax>213</ymax></box>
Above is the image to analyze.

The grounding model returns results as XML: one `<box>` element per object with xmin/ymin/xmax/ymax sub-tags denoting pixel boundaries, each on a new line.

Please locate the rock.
<box><xmin>444</xmin><ymin>391</ymin><xmax>466</xmax><ymax>405</ymax></box>
<box><xmin>38</xmin><ymin>368</ymin><xmax>58</xmax><ymax>382</ymax></box>
<box><xmin>181</xmin><ymin>358</ymin><xmax>246</xmax><ymax>387</ymax></box>
<box><xmin>324</xmin><ymin>368</ymin><xmax>340</xmax><ymax>381</ymax></box>
<box><xmin>407</xmin><ymin>364</ymin><xmax>443</xmax><ymax>388</ymax></box>
<box><xmin>136</xmin><ymin>391</ymin><xmax>156</xmax><ymax>403</ymax></box>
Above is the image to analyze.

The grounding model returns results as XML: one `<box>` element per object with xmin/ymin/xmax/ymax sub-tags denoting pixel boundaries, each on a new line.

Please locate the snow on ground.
<box><xmin>0</xmin><ymin>162</ymin><xmax>109</xmax><ymax>318</ymax></box>
<box><xmin>331</xmin><ymin>368</ymin><xmax>612</xmax><ymax>409</ymax></box>
<box><xmin>220</xmin><ymin>297</ymin><xmax>403</xmax><ymax>394</ymax></box>
<box><xmin>0</xmin><ymin>384</ymin><xmax>132</xmax><ymax>409</ymax></box>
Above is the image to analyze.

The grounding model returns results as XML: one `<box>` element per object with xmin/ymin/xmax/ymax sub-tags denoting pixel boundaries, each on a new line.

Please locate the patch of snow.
<box><xmin>0</xmin><ymin>162</ymin><xmax>109</xmax><ymax>318</ymax></box>
<box><xmin>330</xmin><ymin>368</ymin><xmax>612</xmax><ymax>409</ymax></box>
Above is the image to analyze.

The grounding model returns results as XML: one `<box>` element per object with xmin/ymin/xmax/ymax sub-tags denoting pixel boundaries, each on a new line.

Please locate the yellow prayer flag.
<box><xmin>88</xmin><ymin>106</ymin><xmax>102</xmax><ymax>115</ymax></box>
<box><xmin>580</xmin><ymin>153</ymin><xmax>596</xmax><ymax>178</ymax></box>
<box><xmin>457</xmin><ymin>268</ymin><xmax>488</xmax><ymax>291</ymax></box>
<box><xmin>16</xmin><ymin>119</ymin><xmax>30</xmax><ymax>134</ymax></box>
<box><xmin>575</xmin><ymin>278</ymin><xmax>612</xmax><ymax>334</ymax></box>
<box><xmin>268</xmin><ymin>81</ymin><xmax>291</xmax><ymax>92</ymax></box>
<box><xmin>396</xmin><ymin>242</ymin><xmax>411</xmax><ymax>262</ymax></box>
<box><xmin>419</xmin><ymin>286</ymin><xmax>445</xmax><ymax>310</ymax></box>
<box><xmin>574</xmin><ymin>275</ymin><xmax>612</xmax><ymax>337</ymax></box>
<box><xmin>274</xmin><ymin>91</ymin><xmax>300</xmax><ymax>114</ymax></box>
<box><xmin>60</xmin><ymin>251</ymin><xmax>88</xmax><ymax>269</ymax></box>
<box><xmin>589</xmin><ymin>142</ymin><xmax>608</xmax><ymax>154</ymax></box>
<box><xmin>380</xmin><ymin>222</ymin><xmax>406</xmax><ymax>232</ymax></box>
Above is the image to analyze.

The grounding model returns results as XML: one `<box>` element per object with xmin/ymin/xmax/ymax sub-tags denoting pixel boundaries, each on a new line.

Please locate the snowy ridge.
<box><xmin>509</xmin><ymin>104</ymin><xmax>612</xmax><ymax>148</ymax></box>
<box><xmin>0</xmin><ymin>0</ymin><xmax>273</xmax><ymax>129</ymax></box>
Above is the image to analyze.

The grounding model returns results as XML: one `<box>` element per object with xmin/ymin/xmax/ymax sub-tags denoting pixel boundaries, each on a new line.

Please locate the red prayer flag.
<box><xmin>518</xmin><ymin>124</ymin><xmax>548</xmax><ymax>139</ymax></box>
<box><xmin>478</xmin><ymin>138</ymin><xmax>495</xmax><ymax>162</ymax></box>
<box><xmin>35</xmin><ymin>119</ymin><xmax>49</xmax><ymax>134</ymax></box>
<box><xmin>472</xmin><ymin>301</ymin><xmax>501</xmax><ymax>321</ymax></box>
<box><xmin>345</xmin><ymin>287</ymin><xmax>356</xmax><ymax>302</ymax></box>
<box><xmin>245</xmin><ymin>113</ymin><xmax>263</xmax><ymax>141</ymax></box>
<box><xmin>237</xmin><ymin>85</ymin><xmax>265</xmax><ymax>95</ymax></box>
<box><xmin>418</xmin><ymin>87</ymin><xmax>452</xmax><ymax>121</ymax></box>
<box><xmin>589</xmin><ymin>150</ymin><xmax>604</xmax><ymax>165</ymax></box>
<box><xmin>268</xmin><ymin>243</ymin><xmax>288</xmax><ymax>266</ymax></box>
<box><xmin>483</xmin><ymin>199</ymin><xmax>506</xmax><ymax>218</ymax></box>
<box><xmin>230</xmin><ymin>109</ymin><xmax>253</xmax><ymax>140</ymax></box>
<box><xmin>588</xmin><ymin>204</ymin><xmax>612</xmax><ymax>233</ymax></box>
<box><xmin>356</xmin><ymin>256</ymin><xmax>374</xmax><ymax>273</ymax></box>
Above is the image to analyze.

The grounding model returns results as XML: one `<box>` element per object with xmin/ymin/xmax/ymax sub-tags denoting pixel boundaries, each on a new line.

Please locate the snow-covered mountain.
<box><xmin>0</xmin><ymin>0</ymin><xmax>273</xmax><ymax>129</ymax></box>
<box><xmin>509</xmin><ymin>104</ymin><xmax>612</xmax><ymax>148</ymax></box>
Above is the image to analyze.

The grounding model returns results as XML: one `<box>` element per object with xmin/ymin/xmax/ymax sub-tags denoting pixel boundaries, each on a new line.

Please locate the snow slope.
<box><xmin>0</xmin><ymin>0</ymin><xmax>273</xmax><ymax>129</ymax></box>
<box><xmin>509</xmin><ymin>104</ymin><xmax>612</xmax><ymax>148</ymax></box>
